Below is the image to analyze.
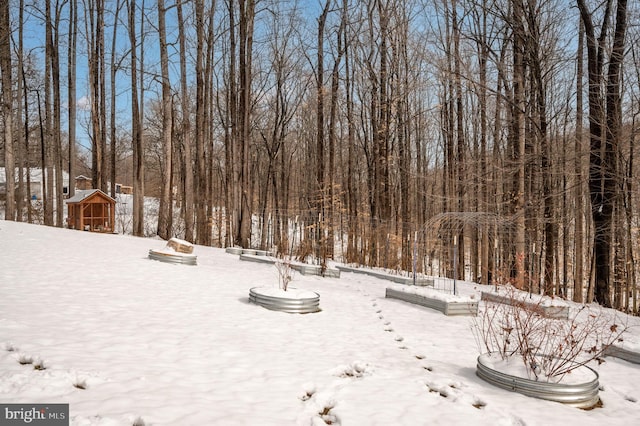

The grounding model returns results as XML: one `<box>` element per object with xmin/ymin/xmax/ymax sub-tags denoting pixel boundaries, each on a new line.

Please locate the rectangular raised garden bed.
<box><xmin>480</xmin><ymin>291</ymin><xmax>569</xmax><ymax>319</ymax></box>
<box><xmin>604</xmin><ymin>344</ymin><xmax>640</xmax><ymax>365</ymax></box>
<box><xmin>336</xmin><ymin>265</ymin><xmax>434</xmax><ymax>286</ymax></box>
<box><xmin>292</xmin><ymin>264</ymin><xmax>341</xmax><ymax>278</ymax></box>
<box><xmin>385</xmin><ymin>287</ymin><xmax>478</xmax><ymax>316</ymax></box>
<box><xmin>239</xmin><ymin>254</ymin><xmax>276</xmax><ymax>265</ymax></box>
<box><xmin>238</xmin><ymin>255</ymin><xmax>340</xmax><ymax>278</ymax></box>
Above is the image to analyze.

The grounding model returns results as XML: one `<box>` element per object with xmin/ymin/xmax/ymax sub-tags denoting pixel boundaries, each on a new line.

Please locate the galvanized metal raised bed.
<box><xmin>249</xmin><ymin>287</ymin><xmax>320</xmax><ymax>314</ymax></box>
<box><xmin>148</xmin><ymin>249</ymin><xmax>197</xmax><ymax>266</ymax></box>
<box><xmin>476</xmin><ymin>354</ymin><xmax>600</xmax><ymax>408</ymax></box>
<box><xmin>239</xmin><ymin>253</ymin><xmax>277</xmax><ymax>265</ymax></box>
<box><xmin>480</xmin><ymin>291</ymin><xmax>569</xmax><ymax>319</ymax></box>
<box><xmin>385</xmin><ymin>288</ymin><xmax>478</xmax><ymax>316</ymax></box>
<box><xmin>292</xmin><ymin>264</ymin><xmax>341</xmax><ymax>278</ymax></box>
<box><xmin>336</xmin><ymin>265</ymin><xmax>434</xmax><ymax>286</ymax></box>
<box><xmin>225</xmin><ymin>247</ymin><xmax>243</xmax><ymax>255</ymax></box>
<box><xmin>604</xmin><ymin>344</ymin><xmax>640</xmax><ymax>364</ymax></box>
<box><xmin>238</xmin><ymin>255</ymin><xmax>339</xmax><ymax>277</ymax></box>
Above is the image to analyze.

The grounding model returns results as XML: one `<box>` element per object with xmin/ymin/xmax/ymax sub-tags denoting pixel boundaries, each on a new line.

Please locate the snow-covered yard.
<box><xmin>1</xmin><ymin>220</ymin><xmax>639</xmax><ymax>425</ymax></box>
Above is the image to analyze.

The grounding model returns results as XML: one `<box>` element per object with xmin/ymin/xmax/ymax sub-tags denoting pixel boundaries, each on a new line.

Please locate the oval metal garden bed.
<box><xmin>249</xmin><ymin>287</ymin><xmax>320</xmax><ymax>314</ymax></box>
<box><xmin>148</xmin><ymin>249</ymin><xmax>198</xmax><ymax>265</ymax></box>
<box><xmin>476</xmin><ymin>354</ymin><xmax>600</xmax><ymax>408</ymax></box>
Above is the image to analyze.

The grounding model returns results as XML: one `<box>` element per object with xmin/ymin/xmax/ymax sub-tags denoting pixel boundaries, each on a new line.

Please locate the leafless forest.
<box><xmin>1</xmin><ymin>0</ymin><xmax>639</xmax><ymax>312</ymax></box>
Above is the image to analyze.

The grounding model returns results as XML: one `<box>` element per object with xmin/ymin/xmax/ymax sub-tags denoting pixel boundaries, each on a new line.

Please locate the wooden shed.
<box><xmin>66</xmin><ymin>189</ymin><xmax>116</xmax><ymax>233</ymax></box>
<box><xmin>75</xmin><ymin>175</ymin><xmax>93</xmax><ymax>190</ymax></box>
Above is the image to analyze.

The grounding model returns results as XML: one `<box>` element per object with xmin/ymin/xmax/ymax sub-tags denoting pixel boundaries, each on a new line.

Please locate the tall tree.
<box><xmin>109</xmin><ymin>0</ymin><xmax>123</xmax><ymax>199</ymax></box>
<box><xmin>176</xmin><ymin>0</ymin><xmax>194</xmax><ymax>243</ymax></box>
<box><xmin>327</xmin><ymin>0</ymin><xmax>347</xmax><ymax>260</ymax></box>
<box><xmin>574</xmin><ymin>17</ymin><xmax>585</xmax><ymax>303</ymax></box>
<box><xmin>233</xmin><ymin>0</ymin><xmax>255</xmax><ymax>248</ymax></box>
<box><xmin>129</xmin><ymin>0</ymin><xmax>145</xmax><ymax>236</ymax></box>
<box><xmin>577</xmin><ymin>0</ymin><xmax>628</xmax><ymax>307</ymax></box>
<box><xmin>315</xmin><ymin>1</ymin><xmax>329</xmax><ymax>260</ymax></box>
<box><xmin>43</xmin><ymin>0</ymin><xmax>53</xmax><ymax>225</ymax></box>
<box><xmin>0</xmin><ymin>0</ymin><xmax>14</xmax><ymax>221</ymax></box>
<box><xmin>512</xmin><ymin>0</ymin><xmax>527</xmax><ymax>287</ymax></box>
<box><xmin>47</xmin><ymin>1</ymin><xmax>64</xmax><ymax>227</ymax></box>
<box><xmin>15</xmin><ymin>0</ymin><xmax>25</xmax><ymax>220</ymax></box>
<box><xmin>68</xmin><ymin>0</ymin><xmax>78</xmax><ymax>199</ymax></box>
<box><xmin>86</xmin><ymin>0</ymin><xmax>107</xmax><ymax>193</ymax></box>
<box><xmin>194</xmin><ymin>0</ymin><xmax>207</xmax><ymax>244</ymax></box>
<box><xmin>157</xmin><ymin>0</ymin><xmax>173</xmax><ymax>239</ymax></box>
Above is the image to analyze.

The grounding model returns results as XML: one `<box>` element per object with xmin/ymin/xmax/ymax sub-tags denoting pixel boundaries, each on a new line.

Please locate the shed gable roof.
<box><xmin>66</xmin><ymin>189</ymin><xmax>116</xmax><ymax>204</ymax></box>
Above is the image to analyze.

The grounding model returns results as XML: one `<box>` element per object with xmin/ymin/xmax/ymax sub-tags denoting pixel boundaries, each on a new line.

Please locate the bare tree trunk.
<box><xmin>577</xmin><ymin>0</ymin><xmax>628</xmax><ymax>307</ymax></box>
<box><xmin>177</xmin><ymin>0</ymin><xmax>194</xmax><ymax>242</ymax></box>
<box><xmin>50</xmin><ymin>3</ymin><xmax>64</xmax><ymax>227</ymax></box>
<box><xmin>513</xmin><ymin>0</ymin><xmax>527</xmax><ymax>288</ymax></box>
<box><xmin>0</xmin><ymin>0</ymin><xmax>14</xmax><ymax>221</ymax></box>
<box><xmin>109</xmin><ymin>1</ymin><xmax>122</xmax><ymax>199</ymax></box>
<box><xmin>194</xmin><ymin>0</ymin><xmax>208</xmax><ymax>244</ymax></box>
<box><xmin>68</xmin><ymin>0</ymin><xmax>78</xmax><ymax>201</ymax></box>
<box><xmin>157</xmin><ymin>0</ymin><xmax>173</xmax><ymax>239</ymax></box>
<box><xmin>525</xmin><ymin>3</ymin><xmax>554</xmax><ymax>296</ymax></box>
<box><xmin>574</xmin><ymin>18</ymin><xmax>585</xmax><ymax>303</ymax></box>
<box><xmin>606</xmin><ymin>0</ymin><xmax>627</xmax><ymax>309</ymax></box>
<box><xmin>86</xmin><ymin>0</ymin><xmax>106</xmax><ymax>194</ymax></box>
<box><xmin>43</xmin><ymin>0</ymin><xmax>53</xmax><ymax>226</ymax></box>
<box><xmin>344</xmin><ymin>4</ymin><xmax>357</xmax><ymax>264</ymax></box>
<box><xmin>22</xmin><ymin>67</ymin><xmax>32</xmax><ymax>223</ymax></box>
<box><xmin>129</xmin><ymin>0</ymin><xmax>145</xmax><ymax>236</ymax></box>
<box><xmin>327</xmin><ymin>3</ymin><xmax>346</xmax><ymax>260</ymax></box>
<box><xmin>477</xmin><ymin>0</ymin><xmax>490</xmax><ymax>285</ymax></box>
<box><xmin>396</xmin><ymin>8</ymin><xmax>411</xmax><ymax>272</ymax></box>
<box><xmin>204</xmin><ymin>2</ymin><xmax>216</xmax><ymax>247</ymax></box>
<box><xmin>238</xmin><ymin>0</ymin><xmax>255</xmax><ymax>248</ymax></box>
<box><xmin>314</xmin><ymin>1</ymin><xmax>329</xmax><ymax>260</ymax></box>
<box><xmin>15</xmin><ymin>0</ymin><xmax>25</xmax><ymax>221</ymax></box>
<box><xmin>453</xmin><ymin>0</ymin><xmax>465</xmax><ymax>280</ymax></box>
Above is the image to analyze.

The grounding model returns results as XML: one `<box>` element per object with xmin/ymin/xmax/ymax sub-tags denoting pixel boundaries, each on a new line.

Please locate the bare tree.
<box><xmin>14</xmin><ymin>0</ymin><xmax>26</xmax><ymax>220</ymax></box>
<box><xmin>68</xmin><ymin>0</ymin><xmax>78</xmax><ymax>199</ymax></box>
<box><xmin>109</xmin><ymin>0</ymin><xmax>124</xmax><ymax>199</ymax></box>
<box><xmin>512</xmin><ymin>0</ymin><xmax>527</xmax><ymax>288</ymax></box>
<box><xmin>176</xmin><ymin>0</ymin><xmax>194</xmax><ymax>242</ymax></box>
<box><xmin>86</xmin><ymin>0</ymin><xmax>107</xmax><ymax>193</ymax></box>
<box><xmin>128</xmin><ymin>0</ymin><xmax>145</xmax><ymax>236</ymax></box>
<box><xmin>577</xmin><ymin>0</ymin><xmax>629</xmax><ymax>307</ymax></box>
<box><xmin>574</xmin><ymin>17</ymin><xmax>585</xmax><ymax>303</ymax></box>
<box><xmin>156</xmin><ymin>0</ymin><xmax>173</xmax><ymax>239</ymax></box>
<box><xmin>237</xmin><ymin>0</ymin><xmax>255</xmax><ymax>248</ymax></box>
<box><xmin>0</xmin><ymin>0</ymin><xmax>15</xmax><ymax>221</ymax></box>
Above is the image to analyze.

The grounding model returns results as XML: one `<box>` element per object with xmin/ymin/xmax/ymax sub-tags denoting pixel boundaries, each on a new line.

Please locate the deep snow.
<box><xmin>1</xmin><ymin>220</ymin><xmax>639</xmax><ymax>425</ymax></box>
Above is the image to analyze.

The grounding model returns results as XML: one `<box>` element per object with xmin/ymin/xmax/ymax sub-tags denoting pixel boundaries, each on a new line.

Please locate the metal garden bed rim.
<box><xmin>148</xmin><ymin>249</ymin><xmax>198</xmax><ymax>265</ymax></box>
<box><xmin>476</xmin><ymin>353</ymin><xmax>599</xmax><ymax>408</ymax></box>
<box><xmin>249</xmin><ymin>287</ymin><xmax>320</xmax><ymax>314</ymax></box>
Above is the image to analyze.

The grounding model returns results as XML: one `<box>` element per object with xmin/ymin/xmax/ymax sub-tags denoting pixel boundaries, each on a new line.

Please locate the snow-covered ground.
<box><xmin>0</xmin><ymin>220</ymin><xmax>639</xmax><ymax>425</ymax></box>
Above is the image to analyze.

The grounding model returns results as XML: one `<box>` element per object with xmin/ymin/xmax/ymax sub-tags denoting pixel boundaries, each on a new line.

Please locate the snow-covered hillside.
<box><xmin>0</xmin><ymin>220</ymin><xmax>639</xmax><ymax>425</ymax></box>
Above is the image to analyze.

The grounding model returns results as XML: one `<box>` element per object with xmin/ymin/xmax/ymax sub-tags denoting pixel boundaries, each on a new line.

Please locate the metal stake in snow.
<box><xmin>412</xmin><ymin>231</ymin><xmax>417</xmax><ymax>286</ymax></box>
<box><xmin>529</xmin><ymin>242</ymin><xmax>535</xmax><ymax>299</ymax></box>
<box><xmin>453</xmin><ymin>235</ymin><xmax>457</xmax><ymax>295</ymax></box>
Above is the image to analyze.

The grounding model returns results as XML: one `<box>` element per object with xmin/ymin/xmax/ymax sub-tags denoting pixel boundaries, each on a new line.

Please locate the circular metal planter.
<box><xmin>476</xmin><ymin>354</ymin><xmax>599</xmax><ymax>408</ymax></box>
<box><xmin>148</xmin><ymin>249</ymin><xmax>198</xmax><ymax>265</ymax></box>
<box><xmin>249</xmin><ymin>287</ymin><xmax>320</xmax><ymax>314</ymax></box>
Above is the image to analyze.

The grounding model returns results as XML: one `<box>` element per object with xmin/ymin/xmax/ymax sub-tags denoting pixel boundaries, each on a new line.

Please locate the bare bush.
<box><xmin>471</xmin><ymin>286</ymin><xmax>627</xmax><ymax>382</ymax></box>
<box><xmin>275</xmin><ymin>256</ymin><xmax>294</xmax><ymax>291</ymax></box>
